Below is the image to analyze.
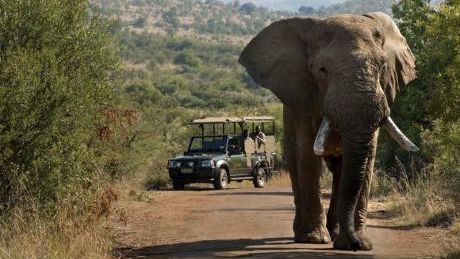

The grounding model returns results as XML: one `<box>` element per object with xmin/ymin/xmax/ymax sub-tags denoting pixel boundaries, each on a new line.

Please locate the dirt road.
<box><xmin>112</xmin><ymin>186</ymin><xmax>443</xmax><ymax>259</ymax></box>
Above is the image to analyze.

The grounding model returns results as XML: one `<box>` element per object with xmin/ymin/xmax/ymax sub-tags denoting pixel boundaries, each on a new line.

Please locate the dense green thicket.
<box><xmin>0</xmin><ymin>0</ymin><xmax>119</xmax><ymax>215</ymax></box>
<box><xmin>375</xmin><ymin>0</ymin><xmax>459</xmax><ymax>220</ymax></box>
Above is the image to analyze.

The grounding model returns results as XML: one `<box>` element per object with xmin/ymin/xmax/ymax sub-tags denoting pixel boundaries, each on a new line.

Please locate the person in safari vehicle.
<box><xmin>254</xmin><ymin>125</ymin><xmax>266</xmax><ymax>149</ymax></box>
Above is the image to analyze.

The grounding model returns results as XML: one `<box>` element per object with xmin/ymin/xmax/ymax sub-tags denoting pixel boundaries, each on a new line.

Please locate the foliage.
<box><xmin>0</xmin><ymin>0</ymin><xmax>121</xmax><ymax>257</ymax></box>
<box><xmin>375</xmin><ymin>0</ymin><xmax>459</xmax><ymax>221</ymax></box>
<box><xmin>0</xmin><ymin>0</ymin><xmax>119</xmax><ymax>215</ymax></box>
<box><xmin>390</xmin><ymin>0</ymin><xmax>459</xmax><ymax>172</ymax></box>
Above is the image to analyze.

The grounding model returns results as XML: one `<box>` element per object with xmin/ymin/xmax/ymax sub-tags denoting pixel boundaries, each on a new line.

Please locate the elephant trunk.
<box><xmin>339</xmin><ymin>133</ymin><xmax>375</xmax><ymax>236</ymax></box>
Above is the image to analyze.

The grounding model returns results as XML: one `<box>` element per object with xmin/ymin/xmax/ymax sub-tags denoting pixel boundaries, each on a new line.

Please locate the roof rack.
<box><xmin>189</xmin><ymin>116</ymin><xmax>275</xmax><ymax>136</ymax></box>
<box><xmin>189</xmin><ymin>116</ymin><xmax>275</xmax><ymax>124</ymax></box>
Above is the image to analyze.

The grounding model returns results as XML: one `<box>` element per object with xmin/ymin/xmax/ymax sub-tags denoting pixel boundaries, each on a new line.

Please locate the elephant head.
<box><xmin>239</xmin><ymin>12</ymin><xmax>418</xmax><ymax>250</ymax></box>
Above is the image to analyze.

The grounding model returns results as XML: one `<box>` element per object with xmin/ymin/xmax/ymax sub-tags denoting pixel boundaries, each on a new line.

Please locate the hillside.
<box><xmin>219</xmin><ymin>0</ymin><xmax>349</xmax><ymax>11</ymax></box>
<box><xmin>93</xmin><ymin>0</ymin><xmax>395</xmax><ymax>110</ymax></box>
<box><xmin>95</xmin><ymin>0</ymin><xmax>394</xmax><ymax>42</ymax></box>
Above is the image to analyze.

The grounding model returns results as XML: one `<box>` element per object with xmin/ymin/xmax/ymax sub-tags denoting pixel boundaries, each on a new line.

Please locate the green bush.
<box><xmin>0</xmin><ymin>0</ymin><xmax>119</xmax><ymax>214</ymax></box>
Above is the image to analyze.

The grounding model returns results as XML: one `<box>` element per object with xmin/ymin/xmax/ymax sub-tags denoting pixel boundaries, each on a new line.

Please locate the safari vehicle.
<box><xmin>167</xmin><ymin>116</ymin><xmax>278</xmax><ymax>190</ymax></box>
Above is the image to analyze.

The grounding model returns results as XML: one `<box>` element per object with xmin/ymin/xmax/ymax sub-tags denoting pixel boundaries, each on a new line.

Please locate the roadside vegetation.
<box><xmin>374</xmin><ymin>2</ymin><xmax>459</xmax><ymax>255</ymax></box>
<box><xmin>0</xmin><ymin>0</ymin><xmax>120</xmax><ymax>257</ymax></box>
<box><xmin>380</xmin><ymin>0</ymin><xmax>458</xmax><ymax>226</ymax></box>
<box><xmin>0</xmin><ymin>0</ymin><xmax>458</xmax><ymax>258</ymax></box>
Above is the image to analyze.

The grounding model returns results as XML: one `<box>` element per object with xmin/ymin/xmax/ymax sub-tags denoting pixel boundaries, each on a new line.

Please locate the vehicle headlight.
<box><xmin>168</xmin><ymin>161</ymin><xmax>181</xmax><ymax>168</ymax></box>
<box><xmin>201</xmin><ymin>160</ymin><xmax>215</xmax><ymax>168</ymax></box>
<box><xmin>168</xmin><ymin>160</ymin><xmax>175</xmax><ymax>168</ymax></box>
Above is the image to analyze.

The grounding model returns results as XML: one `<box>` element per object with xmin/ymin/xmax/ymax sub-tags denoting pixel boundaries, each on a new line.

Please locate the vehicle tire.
<box><xmin>172</xmin><ymin>180</ymin><xmax>185</xmax><ymax>190</ymax></box>
<box><xmin>253</xmin><ymin>167</ymin><xmax>266</xmax><ymax>188</ymax></box>
<box><xmin>213</xmin><ymin>168</ymin><xmax>228</xmax><ymax>190</ymax></box>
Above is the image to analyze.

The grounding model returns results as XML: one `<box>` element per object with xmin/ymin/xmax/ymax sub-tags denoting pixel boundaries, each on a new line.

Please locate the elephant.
<box><xmin>239</xmin><ymin>12</ymin><xmax>418</xmax><ymax>251</ymax></box>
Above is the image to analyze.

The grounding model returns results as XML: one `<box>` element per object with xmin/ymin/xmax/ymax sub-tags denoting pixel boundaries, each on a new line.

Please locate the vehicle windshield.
<box><xmin>187</xmin><ymin>136</ymin><xmax>228</xmax><ymax>154</ymax></box>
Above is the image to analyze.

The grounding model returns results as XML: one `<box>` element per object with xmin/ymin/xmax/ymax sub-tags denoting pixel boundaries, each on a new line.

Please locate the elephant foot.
<box><xmin>294</xmin><ymin>226</ymin><xmax>331</xmax><ymax>244</ymax></box>
<box><xmin>333</xmin><ymin>230</ymin><xmax>373</xmax><ymax>251</ymax></box>
<box><xmin>326</xmin><ymin>224</ymin><xmax>339</xmax><ymax>241</ymax></box>
<box><xmin>356</xmin><ymin>230</ymin><xmax>373</xmax><ymax>250</ymax></box>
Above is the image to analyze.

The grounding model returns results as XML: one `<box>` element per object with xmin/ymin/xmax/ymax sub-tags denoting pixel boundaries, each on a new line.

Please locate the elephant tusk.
<box><xmin>313</xmin><ymin>117</ymin><xmax>331</xmax><ymax>156</ymax></box>
<box><xmin>383</xmin><ymin>117</ymin><xmax>419</xmax><ymax>152</ymax></box>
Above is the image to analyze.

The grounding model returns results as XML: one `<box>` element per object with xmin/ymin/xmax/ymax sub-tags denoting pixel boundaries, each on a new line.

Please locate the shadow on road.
<box><xmin>207</xmin><ymin>190</ymin><xmax>332</xmax><ymax>200</ymax></box>
<box><xmin>368</xmin><ymin>224</ymin><xmax>419</xmax><ymax>231</ymax></box>
<box><xmin>208</xmin><ymin>191</ymin><xmax>293</xmax><ymax>196</ymax></box>
<box><xmin>114</xmin><ymin>237</ymin><xmax>375</xmax><ymax>259</ymax></box>
<box><xmin>216</xmin><ymin>207</ymin><xmax>293</xmax><ymax>212</ymax></box>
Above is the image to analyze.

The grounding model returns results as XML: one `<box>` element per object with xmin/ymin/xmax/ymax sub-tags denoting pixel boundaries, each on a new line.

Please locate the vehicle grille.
<box><xmin>180</xmin><ymin>161</ymin><xmax>195</xmax><ymax>174</ymax></box>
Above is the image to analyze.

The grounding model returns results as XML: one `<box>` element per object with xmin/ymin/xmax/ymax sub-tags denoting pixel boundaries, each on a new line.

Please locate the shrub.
<box><xmin>0</xmin><ymin>0</ymin><xmax>119</xmax><ymax>216</ymax></box>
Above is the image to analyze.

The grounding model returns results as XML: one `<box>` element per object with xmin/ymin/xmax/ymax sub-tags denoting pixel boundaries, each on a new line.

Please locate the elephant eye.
<box><xmin>318</xmin><ymin>67</ymin><xmax>328</xmax><ymax>78</ymax></box>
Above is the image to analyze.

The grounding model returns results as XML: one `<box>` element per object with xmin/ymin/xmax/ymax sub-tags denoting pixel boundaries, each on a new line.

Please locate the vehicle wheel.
<box><xmin>213</xmin><ymin>168</ymin><xmax>228</xmax><ymax>190</ymax></box>
<box><xmin>253</xmin><ymin>167</ymin><xmax>266</xmax><ymax>188</ymax></box>
<box><xmin>172</xmin><ymin>180</ymin><xmax>185</xmax><ymax>190</ymax></box>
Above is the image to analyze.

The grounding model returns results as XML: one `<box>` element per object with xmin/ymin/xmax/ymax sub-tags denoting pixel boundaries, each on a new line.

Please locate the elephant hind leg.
<box><xmin>324</xmin><ymin>155</ymin><xmax>342</xmax><ymax>241</ymax></box>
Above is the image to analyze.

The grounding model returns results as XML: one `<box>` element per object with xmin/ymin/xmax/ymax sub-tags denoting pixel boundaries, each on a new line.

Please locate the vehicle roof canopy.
<box><xmin>189</xmin><ymin>116</ymin><xmax>274</xmax><ymax>124</ymax></box>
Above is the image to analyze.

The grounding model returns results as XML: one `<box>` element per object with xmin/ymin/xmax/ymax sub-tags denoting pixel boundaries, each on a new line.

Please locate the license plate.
<box><xmin>181</xmin><ymin>168</ymin><xmax>193</xmax><ymax>174</ymax></box>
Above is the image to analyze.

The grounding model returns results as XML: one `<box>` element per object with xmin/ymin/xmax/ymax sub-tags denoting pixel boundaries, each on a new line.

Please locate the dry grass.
<box><xmin>227</xmin><ymin>170</ymin><xmax>291</xmax><ymax>188</ymax></box>
<box><xmin>0</xmin><ymin>189</ymin><xmax>118</xmax><ymax>259</ymax></box>
<box><xmin>268</xmin><ymin>171</ymin><xmax>292</xmax><ymax>187</ymax></box>
<box><xmin>0</xmin><ymin>212</ymin><xmax>112</xmax><ymax>259</ymax></box>
<box><xmin>371</xmin><ymin>171</ymin><xmax>396</xmax><ymax>199</ymax></box>
<box><xmin>442</xmin><ymin>221</ymin><xmax>460</xmax><ymax>259</ymax></box>
<box><xmin>383</xmin><ymin>172</ymin><xmax>456</xmax><ymax>228</ymax></box>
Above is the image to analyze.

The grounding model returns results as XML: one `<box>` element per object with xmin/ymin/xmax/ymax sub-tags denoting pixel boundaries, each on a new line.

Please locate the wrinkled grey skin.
<box><xmin>239</xmin><ymin>12</ymin><xmax>416</xmax><ymax>250</ymax></box>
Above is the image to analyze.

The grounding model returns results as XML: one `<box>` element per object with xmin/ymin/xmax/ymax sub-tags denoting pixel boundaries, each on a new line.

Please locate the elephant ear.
<box><xmin>364</xmin><ymin>12</ymin><xmax>416</xmax><ymax>101</ymax></box>
<box><xmin>239</xmin><ymin>18</ymin><xmax>317</xmax><ymax>104</ymax></box>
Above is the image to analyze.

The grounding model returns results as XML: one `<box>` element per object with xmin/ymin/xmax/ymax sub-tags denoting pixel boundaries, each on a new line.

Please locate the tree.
<box><xmin>0</xmin><ymin>0</ymin><xmax>120</xmax><ymax>213</ymax></box>
<box><xmin>240</xmin><ymin>3</ymin><xmax>257</xmax><ymax>14</ymax></box>
<box><xmin>174</xmin><ymin>50</ymin><xmax>203</xmax><ymax>68</ymax></box>
<box><xmin>381</xmin><ymin>0</ymin><xmax>459</xmax><ymax>189</ymax></box>
<box><xmin>133</xmin><ymin>16</ymin><xmax>146</xmax><ymax>28</ymax></box>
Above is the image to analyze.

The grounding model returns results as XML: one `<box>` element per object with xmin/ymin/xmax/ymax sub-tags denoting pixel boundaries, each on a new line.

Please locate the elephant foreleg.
<box><xmin>284</xmin><ymin>106</ymin><xmax>330</xmax><ymax>244</ymax></box>
<box><xmin>283</xmin><ymin>106</ymin><xmax>300</xmax><ymax>234</ymax></box>
<box><xmin>324</xmin><ymin>155</ymin><xmax>342</xmax><ymax>241</ymax></box>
